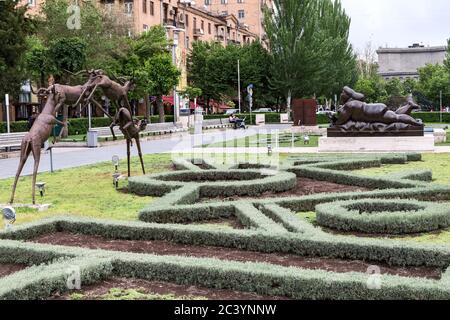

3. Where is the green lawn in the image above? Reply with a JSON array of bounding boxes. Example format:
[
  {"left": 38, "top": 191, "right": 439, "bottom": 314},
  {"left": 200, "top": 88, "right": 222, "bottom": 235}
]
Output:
[
  {"left": 0, "top": 153, "right": 173, "bottom": 229},
  {"left": 203, "top": 133, "right": 320, "bottom": 148},
  {"left": 296, "top": 153, "right": 450, "bottom": 244}
]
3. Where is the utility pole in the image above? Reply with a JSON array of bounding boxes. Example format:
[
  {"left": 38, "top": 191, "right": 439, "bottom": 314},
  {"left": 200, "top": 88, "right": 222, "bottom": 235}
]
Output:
[
  {"left": 440, "top": 90, "right": 443, "bottom": 123},
  {"left": 237, "top": 59, "right": 241, "bottom": 114}
]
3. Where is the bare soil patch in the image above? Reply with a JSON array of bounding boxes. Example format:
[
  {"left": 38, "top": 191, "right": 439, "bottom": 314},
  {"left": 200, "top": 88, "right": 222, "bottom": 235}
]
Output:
[
  {"left": 202, "top": 177, "right": 371, "bottom": 202},
  {"left": 31, "top": 232, "right": 441, "bottom": 280},
  {"left": 0, "top": 263, "right": 27, "bottom": 278},
  {"left": 51, "top": 277, "right": 288, "bottom": 300}
]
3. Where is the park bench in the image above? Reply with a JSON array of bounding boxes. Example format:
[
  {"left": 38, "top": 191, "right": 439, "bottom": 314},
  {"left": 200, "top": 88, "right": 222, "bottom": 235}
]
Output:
[
  {"left": 94, "top": 122, "right": 186, "bottom": 141},
  {"left": 0, "top": 132, "right": 27, "bottom": 152},
  {"left": 202, "top": 118, "right": 234, "bottom": 130}
]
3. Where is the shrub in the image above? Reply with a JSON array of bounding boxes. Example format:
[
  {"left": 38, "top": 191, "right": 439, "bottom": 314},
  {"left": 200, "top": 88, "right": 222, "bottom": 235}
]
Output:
[{"left": 316, "top": 199, "right": 450, "bottom": 234}]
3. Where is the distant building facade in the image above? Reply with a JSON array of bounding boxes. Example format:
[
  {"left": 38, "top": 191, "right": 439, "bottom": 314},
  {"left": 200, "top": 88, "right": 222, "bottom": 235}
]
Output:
[{"left": 377, "top": 43, "right": 447, "bottom": 80}]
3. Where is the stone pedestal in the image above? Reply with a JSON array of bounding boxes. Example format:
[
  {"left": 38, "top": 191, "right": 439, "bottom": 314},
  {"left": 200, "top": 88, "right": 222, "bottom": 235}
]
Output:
[{"left": 318, "top": 136, "right": 435, "bottom": 152}]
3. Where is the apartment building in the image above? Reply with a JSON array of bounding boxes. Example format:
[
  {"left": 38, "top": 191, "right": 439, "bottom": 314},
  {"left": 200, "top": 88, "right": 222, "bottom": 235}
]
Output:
[
  {"left": 11, "top": 0, "right": 258, "bottom": 121},
  {"left": 206, "top": 0, "right": 273, "bottom": 40}
]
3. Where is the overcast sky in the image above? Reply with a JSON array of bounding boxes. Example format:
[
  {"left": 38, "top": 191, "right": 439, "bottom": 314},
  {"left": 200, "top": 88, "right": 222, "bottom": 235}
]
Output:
[{"left": 340, "top": 0, "right": 450, "bottom": 55}]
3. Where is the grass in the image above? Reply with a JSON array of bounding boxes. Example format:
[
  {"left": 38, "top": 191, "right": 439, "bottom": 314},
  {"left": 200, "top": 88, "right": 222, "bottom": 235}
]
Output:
[
  {"left": 0, "top": 153, "right": 173, "bottom": 229},
  {"left": 203, "top": 133, "right": 320, "bottom": 148},
  {"left": 1, "top": 151, "right": 449, "bottom": 244},
  {"left": 355, "top": 153, "right": 450, "bottom": 184},
  {"left": 69, "top": 288, "right": 207, "bottom": 300},
  {"left": 296, "top": 153, "right": 450, "bottom": 244},
  {"left": 60, "top": 134, "right": 87, "bottom": 142}
]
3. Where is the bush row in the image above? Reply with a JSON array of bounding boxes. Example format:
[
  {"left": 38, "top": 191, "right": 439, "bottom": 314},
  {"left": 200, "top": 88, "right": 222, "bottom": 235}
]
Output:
[
  {"left": 129, "top": 170, "right": 297, "bottom": 200},
  {"left": 2, "top": 215, "right": 450, "bottom": 270},
  {"left": 316, "top": 199, "right": 450, "bottom": 234},
  {"left": 0, "top": 116, "right": 175, "bottom": 135},
  {"left": 1, "top": 238, "right": 449, "bottom": 300}
]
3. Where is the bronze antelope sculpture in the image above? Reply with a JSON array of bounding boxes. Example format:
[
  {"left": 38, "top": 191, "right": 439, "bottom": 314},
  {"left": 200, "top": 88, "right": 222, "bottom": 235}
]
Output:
[
  {"left": 75, "top": 74, "right": 136, "bottom": 112},
  {"left": 10, "top": 88, "right": 67, "bottom": 205}
]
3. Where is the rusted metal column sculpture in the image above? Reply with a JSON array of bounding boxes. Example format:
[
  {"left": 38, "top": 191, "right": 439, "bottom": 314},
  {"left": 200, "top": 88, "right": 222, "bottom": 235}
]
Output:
[{"left": 10, "top": 89, "right": 67, "bottom": 204}]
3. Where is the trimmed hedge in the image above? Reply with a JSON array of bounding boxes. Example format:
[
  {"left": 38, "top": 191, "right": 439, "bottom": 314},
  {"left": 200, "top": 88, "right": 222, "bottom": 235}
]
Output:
[
  {"left": 129, "top": 169, "right": 297, "bottom": 199},
  {"left": 1, "top": 238, "right": 449, "bottom": 300},
  {"left": 2, "top": 152, "right": 450, "bottom": 299},
  {"left": 316, "top": 199, "right": 450, "bottom": 234}
]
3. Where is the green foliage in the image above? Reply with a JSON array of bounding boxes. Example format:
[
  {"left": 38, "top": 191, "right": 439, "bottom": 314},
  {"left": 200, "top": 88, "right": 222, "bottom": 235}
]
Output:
[
  {"left": 188, "top": 41, "right": 275, "bottom": 111},
  {"left": 385, "top": 77, "right": 405, "bottom": 97},
  {"left": 354, "top": 76, "right": 387, "bottom": 103},
  {"left": 48, "top": 37, "right": 87, "bottom": 77},
  {"left": 263, "top": 0, "right": 356, "bottom": 114},
  {"left": 316, "top": 199, "right": 450, "bottom": 234},
  {"left": 417, "top": 63, "right": 450, "bottom": 108},
  {"left": 2, "top": 153, "right": 450, "bottom": 299},
  {"left": 0, "top": 0, "right": 32, "bottom": 97}
]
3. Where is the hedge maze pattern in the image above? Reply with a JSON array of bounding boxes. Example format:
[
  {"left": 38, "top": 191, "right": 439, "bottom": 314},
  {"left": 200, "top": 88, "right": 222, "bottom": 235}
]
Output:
[{"left": 1, "top": 153, "right": 450, "bottom": 299}]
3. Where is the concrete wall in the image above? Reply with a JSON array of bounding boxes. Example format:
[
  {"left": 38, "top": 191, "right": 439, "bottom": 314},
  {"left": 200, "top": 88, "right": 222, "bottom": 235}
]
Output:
[{"left": 377, "top": 46, "right": 447, "bottom": 79}]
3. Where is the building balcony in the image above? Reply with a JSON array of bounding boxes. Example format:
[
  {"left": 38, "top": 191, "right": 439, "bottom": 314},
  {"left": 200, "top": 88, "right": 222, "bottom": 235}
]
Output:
[{"left": 194, "top": 28, "right": 205, "bottom": 37}]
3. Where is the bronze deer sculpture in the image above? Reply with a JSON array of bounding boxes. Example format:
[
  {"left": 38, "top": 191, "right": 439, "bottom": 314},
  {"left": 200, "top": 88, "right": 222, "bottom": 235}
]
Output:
[
  {"left": 10, "top": 88, "right": 67, "bottom": 205},
  {"left": 75, "top": 74, "right": 135, "bottom": 112},
  {"left": 90, "top": 99, "right": 147, "bottom": 177}
]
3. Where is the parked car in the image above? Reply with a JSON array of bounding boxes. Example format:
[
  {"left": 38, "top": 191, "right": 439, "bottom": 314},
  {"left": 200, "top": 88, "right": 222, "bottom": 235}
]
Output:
[
  {"left": 224, "top": 109, "right": 239, "bottom": 115},
  {"left": 253, "top": 108, "right": 274, "bottom": 113}
]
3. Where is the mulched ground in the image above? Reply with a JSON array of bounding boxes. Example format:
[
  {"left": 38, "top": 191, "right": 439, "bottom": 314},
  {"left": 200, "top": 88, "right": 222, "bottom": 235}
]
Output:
[
  {"left": 202, "top": 177, "right": 370, "bottom": 202},
  {"left": 31, "top": 232, "right": 441, "bottom": 280},
  {"left": 0, "top": 264, "right": 27, "bottom": 278},
  {"left": 51, "top": 277, "right": 289, "bottom": 300}
]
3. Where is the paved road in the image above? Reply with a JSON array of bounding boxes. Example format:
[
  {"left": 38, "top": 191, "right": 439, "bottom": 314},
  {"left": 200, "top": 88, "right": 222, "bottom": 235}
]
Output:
[{"left": 0, "top": 124, "right": 290, "bottom": 179}]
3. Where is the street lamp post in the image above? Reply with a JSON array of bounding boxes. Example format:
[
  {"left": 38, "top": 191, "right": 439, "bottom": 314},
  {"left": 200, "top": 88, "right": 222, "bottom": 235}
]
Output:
[
  {"left": 440, "top": 90, "right": 443, "bottom": 123},
  {"left": 237, "top": 59, "right": 241, "bottom": 114}
]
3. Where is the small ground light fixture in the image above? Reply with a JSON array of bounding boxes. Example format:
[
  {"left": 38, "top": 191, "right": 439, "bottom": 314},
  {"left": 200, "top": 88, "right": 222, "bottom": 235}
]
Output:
[
  {"left": 2, "top": 206, "right": 16, "bottom": 230},
  {"left": 112, "top": 155, "right": 120, "bottom": 172},
  {"left": 36, "top": 182, "right": 46, "bottom": 197}
]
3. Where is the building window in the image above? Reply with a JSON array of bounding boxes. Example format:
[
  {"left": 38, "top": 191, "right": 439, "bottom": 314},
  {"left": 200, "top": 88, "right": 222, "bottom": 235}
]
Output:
[
  {"left": 205, "top": 0, "right": 211, "bottom": 5},
  {"left": 208, "top": 23, "right": 211, "bottom": 34},
  {"left": 221, "top": 0, "right": 227, "bottom": 4},
  {"left": 201, "top": 20, "right": 204, "bottom": 31},
  {"left": 237, "top": 0, "right": 244, "bottom": 3},
  {"left": 27, "top": 0, "right": 36, "bottom": 6},
  {"left": 143, "top": 24, "right": 149, "bottom": 31},
  {"left": 185, "top": 36, "right": 190, "bottom": 49},
  {"left": 185, "top": 14, "right": 189, "bottom": 27},
  {"left": 143, "top": 0, "right": 147, "bottom": 13},
  {"left": 124, "top": 1, "right": 133, "bottom": 14},
  {"left": 150, "top": 1, "right": 154, "bottom": 15},
  {"left": 238, "top": 10, "right": 245, "bottom": 19},
  {"left": 193, "top": 17, "right": 197, "bottom": 30}
]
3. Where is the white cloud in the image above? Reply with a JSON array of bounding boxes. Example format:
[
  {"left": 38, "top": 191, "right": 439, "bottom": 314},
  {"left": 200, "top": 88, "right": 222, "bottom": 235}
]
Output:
[{"left": 340, "top": 0, "right": 450, "bottom": 52}]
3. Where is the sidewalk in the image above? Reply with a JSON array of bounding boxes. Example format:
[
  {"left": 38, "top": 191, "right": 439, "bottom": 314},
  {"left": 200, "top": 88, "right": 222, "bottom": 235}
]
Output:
[{"left": 0, "top": 124, "right": 289, "bottom": 179}]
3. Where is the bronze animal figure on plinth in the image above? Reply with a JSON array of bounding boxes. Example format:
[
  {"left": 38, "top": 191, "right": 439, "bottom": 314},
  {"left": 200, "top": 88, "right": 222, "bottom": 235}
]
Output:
[
  {"left": 328, "top": 86, "right": 424, "bottom": 136},
  {"left": 10, "top": 89, "right": 67, "bottom": 205}
]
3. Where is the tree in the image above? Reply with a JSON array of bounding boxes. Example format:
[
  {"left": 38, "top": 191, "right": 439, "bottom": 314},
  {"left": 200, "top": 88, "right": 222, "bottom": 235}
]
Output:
[
  {"left": 354, "top": 76, "right": 387, "bottom": 103},
  {"left": 143, "top": 54, "right": 180, "bottom": 122},
  {"left": 417, "top": 64, "right": 450, "bottom": 108},
  {"left": 263, "top": 0, "right": 355, "bottom": 118},
  {"left": 0, "top": 0, "right": 32, "bottom": 98},
  {"left": 313, "top": 0, "right": 358, "bottom": 97},
  {"left": 385, "top": 77, "right": 404, "bottom": 97},
  {"left": 121, "top": 26, "right": 179, "bottom": 122},
  {"left": 402, "top": 78, "right": 417, "bottom": 94}
]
